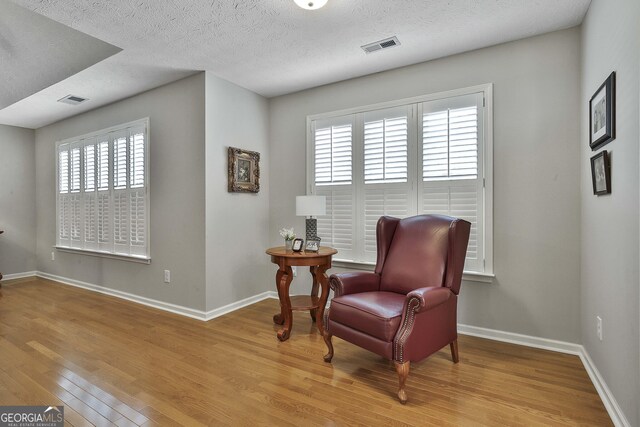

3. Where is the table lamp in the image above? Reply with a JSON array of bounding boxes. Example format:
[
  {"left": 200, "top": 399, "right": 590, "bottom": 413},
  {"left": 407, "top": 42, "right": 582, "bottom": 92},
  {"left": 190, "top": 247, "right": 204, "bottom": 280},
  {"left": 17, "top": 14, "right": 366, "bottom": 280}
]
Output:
[{"left": 296, "top": 195, "right": 326, "bottom": 240}]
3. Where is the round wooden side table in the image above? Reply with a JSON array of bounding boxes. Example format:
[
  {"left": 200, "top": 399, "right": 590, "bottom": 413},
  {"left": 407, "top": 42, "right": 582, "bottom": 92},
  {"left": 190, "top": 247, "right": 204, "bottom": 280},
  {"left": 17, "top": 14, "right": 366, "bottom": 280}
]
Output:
[{"left": 265, "top": 246, "right": 337, "bottom": 341}]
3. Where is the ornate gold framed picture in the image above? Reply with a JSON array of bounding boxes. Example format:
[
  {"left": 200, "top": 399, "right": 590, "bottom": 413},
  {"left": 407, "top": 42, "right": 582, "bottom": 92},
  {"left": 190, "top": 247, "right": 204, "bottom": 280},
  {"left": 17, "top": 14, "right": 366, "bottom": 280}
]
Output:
[{"left": 228, "top": 147, "right": 260, "bottom": 193}]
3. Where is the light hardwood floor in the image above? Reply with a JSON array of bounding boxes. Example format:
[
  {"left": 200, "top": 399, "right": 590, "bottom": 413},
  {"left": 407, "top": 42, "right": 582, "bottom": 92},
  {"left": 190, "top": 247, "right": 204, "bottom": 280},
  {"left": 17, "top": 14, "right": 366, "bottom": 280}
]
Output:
[{"left": 0, "top": 277, "right": 611, "bottom": 426}]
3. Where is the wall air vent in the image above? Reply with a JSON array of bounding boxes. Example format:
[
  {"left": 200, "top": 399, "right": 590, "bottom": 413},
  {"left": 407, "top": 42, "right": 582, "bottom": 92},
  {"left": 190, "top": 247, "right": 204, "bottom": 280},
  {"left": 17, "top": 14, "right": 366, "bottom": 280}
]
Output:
[
  {"left": 361, "top": 36, "right": 401, "bottom": 54},
  {"left": 57, "top": 95, "right": 88, "bottom": 105}
]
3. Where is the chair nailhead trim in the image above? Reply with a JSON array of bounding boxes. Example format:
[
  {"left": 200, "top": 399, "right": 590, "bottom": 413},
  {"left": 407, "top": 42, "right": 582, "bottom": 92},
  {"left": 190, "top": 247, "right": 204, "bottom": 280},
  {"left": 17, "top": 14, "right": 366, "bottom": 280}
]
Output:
[{"left": 394, "top": 298, "right": 420, "bottom": 363}]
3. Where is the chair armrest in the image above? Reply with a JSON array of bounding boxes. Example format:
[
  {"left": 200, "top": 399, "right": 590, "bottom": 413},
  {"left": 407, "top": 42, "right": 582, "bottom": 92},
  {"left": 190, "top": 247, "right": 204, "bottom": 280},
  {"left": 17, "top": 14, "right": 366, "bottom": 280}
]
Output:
[
  {"left": 406, "top": 286, "right": 452, "bottom": 313},
  {"left": 393, "top": 286, "right": 454, "bottom": 363},
  {"left": 329, "top": 272, "right": 380, "bottom": 297}
]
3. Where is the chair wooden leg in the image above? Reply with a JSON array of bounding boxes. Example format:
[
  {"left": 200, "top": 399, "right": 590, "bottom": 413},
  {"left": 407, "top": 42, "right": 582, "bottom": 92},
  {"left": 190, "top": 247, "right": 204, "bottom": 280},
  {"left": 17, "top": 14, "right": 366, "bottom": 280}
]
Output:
[
  {"left": 394, "top": 361, "right": 410, "bottom": 404},
  {"left": 323, "top": 333, "right": 334, "bottom": 362},
  {"left": 450, "top": 339, "right": 459, "bottom": 363}
]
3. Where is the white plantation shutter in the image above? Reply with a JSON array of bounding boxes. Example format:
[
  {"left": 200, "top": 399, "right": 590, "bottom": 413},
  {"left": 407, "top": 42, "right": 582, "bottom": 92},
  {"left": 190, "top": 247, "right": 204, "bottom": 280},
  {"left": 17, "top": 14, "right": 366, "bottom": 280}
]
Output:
[
  {"left": 69, "top": 146, "right": 82, "bottom": 246},
  {"left": 421, "top": 182, "right": 481, "bottom": 270},
  {"left": 70, "top": 147, "right": 81, "bottom": 192},
  {"left": 113, "top": 133, "right": 128, "bottom": 190},
  {"left": 361, "top": 106, "right": 415, "bottom": 262},
  {"left": 363, "top": 187, "right": 413, "bottom": 261},
  {"left": 55, "top": 119, "right": 149, "bottom": 259},
  {"left": 364, "top": 106, "right": 409, "bottom": 184},
  {"left": 97, "top": 192, "right": 110, "bottom": 250},
  {"left": 423, "top": 102, "right": 478, "bottom": 179},
  {"left": 58, "top": 148, "right": 69, "bottom": 194},
  {"left": 97, "top": 140, "right": 109, "bottom": 190},
  {"left": 130, "top": 131, "right": 145, "bottom": 188},
  {"left": 129, "top": 190, "right": 147, "bottom": 255},
  {"left": 420, "top": 93, "right": 484, "bottom": 271},
  {"left": 57, "top": 145, "right": 70, "bottom": 246},
  {"left": 314, "top": 117, "right": 353, "bottom": 185},
  {"left": 83, "top": 142, "right": 97, "bottom": 250},
  {"left": 313, "top": 116, "right": 355, "bottom": 259},
  {"left": 128, "top": 127, "right": 147, "bottom": 256},
  {"left": 316, "top": 186, "right": 355, "bottom": 259}
]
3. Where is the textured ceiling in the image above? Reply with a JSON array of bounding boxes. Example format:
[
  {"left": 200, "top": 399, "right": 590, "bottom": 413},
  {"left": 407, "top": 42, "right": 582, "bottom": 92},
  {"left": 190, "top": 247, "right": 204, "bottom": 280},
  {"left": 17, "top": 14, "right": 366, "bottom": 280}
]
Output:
[
  {"left": 1, "top": 0, "right": 591, "bottom": 129},
  {"left": 0, "top": 0, "right": 120, "bottom": 110}
]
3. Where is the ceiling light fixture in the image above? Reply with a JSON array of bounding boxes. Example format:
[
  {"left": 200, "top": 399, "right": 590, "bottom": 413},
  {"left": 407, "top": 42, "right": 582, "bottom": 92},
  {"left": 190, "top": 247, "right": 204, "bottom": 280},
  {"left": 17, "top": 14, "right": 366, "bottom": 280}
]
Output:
[{"left": 294, "top": 0, "right": 327, "bottom": 10}]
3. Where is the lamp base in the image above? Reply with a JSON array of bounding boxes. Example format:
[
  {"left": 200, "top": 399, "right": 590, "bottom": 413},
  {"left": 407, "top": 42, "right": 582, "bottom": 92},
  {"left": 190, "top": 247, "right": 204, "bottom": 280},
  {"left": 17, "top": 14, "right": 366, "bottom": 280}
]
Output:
[{"left": 305, "top": 218, "right": 318, "bottom": 240}]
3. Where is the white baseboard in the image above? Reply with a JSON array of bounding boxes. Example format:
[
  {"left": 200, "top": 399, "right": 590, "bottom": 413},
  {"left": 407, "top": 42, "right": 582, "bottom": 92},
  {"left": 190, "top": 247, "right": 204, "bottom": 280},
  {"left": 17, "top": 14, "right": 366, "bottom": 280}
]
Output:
[
  {"left": 578, "top": 347, "right": 630, "bottom": 427},
  {"left": 458, "top": 323, "right": 582, "bottom": 355},
  {"left": 458, "top": 323, "right": 628, "bottom": 427},
  {"left": 203, "top": 291, "right": 277, "bottom": 320},
  {"left": 11, "top": 273, "right": 628, "bottom": 425},
  {"left": 0, "top": 271, "right": 38, "bottom": 281},
  {"left": 37, "top": 271, "right": 209, "bottom": 320},
  {"left": 35, "top": 271, "right": 274, "bottom": 322}
]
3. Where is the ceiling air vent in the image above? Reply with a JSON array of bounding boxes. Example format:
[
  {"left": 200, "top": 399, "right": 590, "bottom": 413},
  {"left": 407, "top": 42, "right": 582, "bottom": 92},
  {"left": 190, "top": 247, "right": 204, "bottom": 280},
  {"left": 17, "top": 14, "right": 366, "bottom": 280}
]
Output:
[
  {"left": 57, "top": 95, "right": 88, "bottom": 105},
  {"left": 361, "top": 36, "right": 401, "bottom": 54}
]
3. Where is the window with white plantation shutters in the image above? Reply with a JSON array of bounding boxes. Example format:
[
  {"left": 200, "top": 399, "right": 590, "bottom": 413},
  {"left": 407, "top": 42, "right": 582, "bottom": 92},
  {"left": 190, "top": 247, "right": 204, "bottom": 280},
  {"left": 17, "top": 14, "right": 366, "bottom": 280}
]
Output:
[
  {"left": 55, "top": 119, "right": 149, "bottom": 260},
  {"left": 308, "top": 85, "right": 493, "bottom": 275}
]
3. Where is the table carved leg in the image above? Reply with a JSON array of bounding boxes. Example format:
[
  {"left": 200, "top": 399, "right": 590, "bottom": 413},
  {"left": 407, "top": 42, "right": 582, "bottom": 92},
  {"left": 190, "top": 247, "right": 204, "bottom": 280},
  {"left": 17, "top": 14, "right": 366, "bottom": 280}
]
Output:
[
  {"left": 273, "top": 265, "right": 293, "bottom": 341},
  {"left": 272, "top": 268, "right": 286, "bottom": 325},
  {"left": 309, "top": 266, "right": 319, "bottom": 321},
  {"left": 314, "top": 264, "right": 330, "bottom": 336}
]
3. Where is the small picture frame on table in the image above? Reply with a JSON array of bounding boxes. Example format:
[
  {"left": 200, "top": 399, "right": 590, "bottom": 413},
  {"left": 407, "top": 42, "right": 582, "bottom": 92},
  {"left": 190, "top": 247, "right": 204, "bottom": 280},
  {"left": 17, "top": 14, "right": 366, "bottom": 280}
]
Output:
[
  {"left": 292, "top": 238, "right": 304, "bottom": 252},
  {"left": 305, "top": 238, "right": 320, "bottom": 252},
  {"left": 590, "top": 150, "right": 611, "bottom": 195}
]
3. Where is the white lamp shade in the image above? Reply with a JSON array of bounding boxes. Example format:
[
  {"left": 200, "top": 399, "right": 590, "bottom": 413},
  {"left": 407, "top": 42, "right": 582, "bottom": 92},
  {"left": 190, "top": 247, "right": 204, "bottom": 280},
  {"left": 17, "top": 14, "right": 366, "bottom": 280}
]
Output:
[
  {"left": 294, "top": 0, "right": 328, "bottom": 10},
  {"left": 296, "top": 195, "right": 326, "bottom": 217}
]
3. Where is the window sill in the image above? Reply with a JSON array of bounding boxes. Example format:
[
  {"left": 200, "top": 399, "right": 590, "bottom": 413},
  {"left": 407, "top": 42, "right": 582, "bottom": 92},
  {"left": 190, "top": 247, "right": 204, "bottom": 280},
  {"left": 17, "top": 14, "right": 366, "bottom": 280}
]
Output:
[
  {"left": 54, "top": 246, "right": 151, "bottom": 264},
  {"left": 332, "top": 259, "right": 494, "bottom": 283}
]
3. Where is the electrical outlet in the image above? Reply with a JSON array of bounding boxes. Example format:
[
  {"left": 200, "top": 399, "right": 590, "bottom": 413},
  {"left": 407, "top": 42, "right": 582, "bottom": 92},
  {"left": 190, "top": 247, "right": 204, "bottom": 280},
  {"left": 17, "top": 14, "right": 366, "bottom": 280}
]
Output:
[
  {"left": 596, "top": 316, "right": 603, "bottom": 341},
  {"left": 292, "top": 266, "right": 297, "bottom": 277},
  {"left": 51, "top": 251, "right": 55, "bottom": 261},
  {"left": 164, "top": 270, "right": 171, "bottom": 283}
]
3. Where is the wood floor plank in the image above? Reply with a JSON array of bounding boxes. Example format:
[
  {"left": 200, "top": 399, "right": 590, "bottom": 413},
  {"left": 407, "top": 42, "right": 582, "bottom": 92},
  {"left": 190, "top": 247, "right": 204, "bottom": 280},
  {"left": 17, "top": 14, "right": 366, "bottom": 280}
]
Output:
[{"left": 0, "top": 277, "right": 613, "bottom": 426}]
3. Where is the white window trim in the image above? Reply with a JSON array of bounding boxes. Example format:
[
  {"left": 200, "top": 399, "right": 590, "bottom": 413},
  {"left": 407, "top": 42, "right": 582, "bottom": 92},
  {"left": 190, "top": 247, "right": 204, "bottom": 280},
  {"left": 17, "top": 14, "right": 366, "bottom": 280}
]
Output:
[
  {"left": 331, "top": 259, "right": 494, "bottom": 283},
  {"left": 54, "top": 246, "right": 152, "bottom": 264},
  {"left": 55, "top": 118, "right": 151, "bottom": 262},
  {"left": 306, "top": 84, "right": 494, "bottom": 277}
]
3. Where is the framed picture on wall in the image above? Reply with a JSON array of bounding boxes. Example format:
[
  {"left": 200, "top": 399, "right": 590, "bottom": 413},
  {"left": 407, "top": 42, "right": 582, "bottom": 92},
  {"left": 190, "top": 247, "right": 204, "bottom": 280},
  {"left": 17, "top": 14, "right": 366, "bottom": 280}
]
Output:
[
  {"left": 228, "top": 147, "right": 260, "bottom": 193},
  {"left": 589, "top": 72, "right": 616, "bottom": 150},
  {"left": 590, "top": 150, "right": 611, "bottom": 195}
]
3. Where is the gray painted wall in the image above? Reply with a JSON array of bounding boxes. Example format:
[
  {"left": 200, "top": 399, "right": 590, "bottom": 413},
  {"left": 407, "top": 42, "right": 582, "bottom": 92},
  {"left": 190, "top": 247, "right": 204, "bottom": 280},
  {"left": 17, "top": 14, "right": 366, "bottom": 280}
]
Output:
[
  {"left": 268, "top": 28, "right": 582, "bottom": 343},
  {"left": 0, "top": 124, "right": 36, "bottom": 275},
  {"left": 205, "top": 73, "right": 272, "bottom": 312},
  {"left": 34, "top": 74, "right": 207, "bottom": 310},
  {"left": 580, "top": 0, "right": 640, "bottom": 425}
]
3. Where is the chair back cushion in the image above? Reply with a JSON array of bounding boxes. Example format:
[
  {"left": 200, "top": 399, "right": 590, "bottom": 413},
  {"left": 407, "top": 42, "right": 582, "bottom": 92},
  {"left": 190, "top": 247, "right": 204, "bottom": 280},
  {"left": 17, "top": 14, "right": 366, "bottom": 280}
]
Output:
[{"left": 379, "top": 215, "right": 468, "bottom": 295}]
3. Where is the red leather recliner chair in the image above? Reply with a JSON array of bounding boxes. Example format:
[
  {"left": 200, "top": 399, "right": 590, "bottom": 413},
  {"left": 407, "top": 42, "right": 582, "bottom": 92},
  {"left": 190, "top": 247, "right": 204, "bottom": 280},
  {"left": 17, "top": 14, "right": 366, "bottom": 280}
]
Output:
[{"left": 323, "top": 214, "right": 471, "bottom": 403}]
